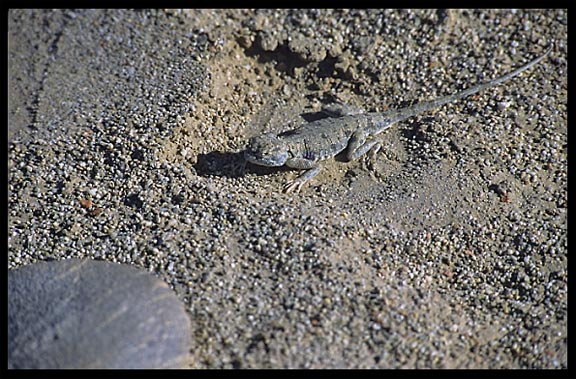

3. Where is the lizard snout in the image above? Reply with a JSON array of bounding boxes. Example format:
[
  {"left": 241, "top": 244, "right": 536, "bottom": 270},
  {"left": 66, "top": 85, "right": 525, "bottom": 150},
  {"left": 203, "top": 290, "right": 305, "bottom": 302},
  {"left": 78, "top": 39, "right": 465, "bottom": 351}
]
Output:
[{"left": 244, "top": 134, "right": 289, "bottom": 167}]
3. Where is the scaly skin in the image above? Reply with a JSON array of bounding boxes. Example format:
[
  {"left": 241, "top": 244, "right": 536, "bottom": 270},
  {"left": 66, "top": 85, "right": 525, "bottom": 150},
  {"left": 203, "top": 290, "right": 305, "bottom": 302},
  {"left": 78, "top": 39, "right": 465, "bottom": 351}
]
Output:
[{"left": 244, "top": 47, "right": 551, "bottom": 192}]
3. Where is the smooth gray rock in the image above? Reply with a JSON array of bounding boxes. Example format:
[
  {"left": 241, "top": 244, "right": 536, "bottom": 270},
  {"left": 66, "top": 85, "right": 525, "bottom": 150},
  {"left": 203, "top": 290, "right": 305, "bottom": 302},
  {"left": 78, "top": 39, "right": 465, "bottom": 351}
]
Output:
[{"left": 8, "top": 259, "right": 191, "bottom": 368}]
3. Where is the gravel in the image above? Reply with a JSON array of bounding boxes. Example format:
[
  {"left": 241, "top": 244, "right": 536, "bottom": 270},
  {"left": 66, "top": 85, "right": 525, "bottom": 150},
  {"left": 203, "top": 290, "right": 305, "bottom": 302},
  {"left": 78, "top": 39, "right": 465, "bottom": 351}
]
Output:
[{"left": 8, "top": 9, "right": 567, "bottom": 369}]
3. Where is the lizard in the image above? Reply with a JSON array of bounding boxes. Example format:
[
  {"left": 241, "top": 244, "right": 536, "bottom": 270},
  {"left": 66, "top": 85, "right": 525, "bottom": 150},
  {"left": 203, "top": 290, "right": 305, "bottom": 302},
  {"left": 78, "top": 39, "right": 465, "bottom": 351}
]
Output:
[{"left": 244, "top": 47, "right": 552, "bottom": 193}]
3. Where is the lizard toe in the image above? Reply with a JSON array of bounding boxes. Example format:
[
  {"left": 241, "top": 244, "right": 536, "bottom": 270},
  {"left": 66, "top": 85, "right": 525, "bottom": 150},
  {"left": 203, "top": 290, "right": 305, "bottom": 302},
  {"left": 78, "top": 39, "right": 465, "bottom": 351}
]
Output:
[{"left": 283, "top": 179, "right": 305, "bottom": 193}]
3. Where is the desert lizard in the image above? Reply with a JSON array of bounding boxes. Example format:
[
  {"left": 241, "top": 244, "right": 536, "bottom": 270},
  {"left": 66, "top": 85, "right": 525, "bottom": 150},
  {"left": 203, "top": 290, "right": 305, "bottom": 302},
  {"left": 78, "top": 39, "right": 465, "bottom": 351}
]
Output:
[{"left": 244, "top": 47, "right": 551, "bottom": 192}]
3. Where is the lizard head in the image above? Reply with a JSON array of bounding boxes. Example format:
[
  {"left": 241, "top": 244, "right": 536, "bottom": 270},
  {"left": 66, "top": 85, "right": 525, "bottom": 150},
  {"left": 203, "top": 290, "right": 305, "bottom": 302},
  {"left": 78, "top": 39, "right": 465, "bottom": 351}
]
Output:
[{"left": 244, "top": 133, "right": 289, "bottom": 167}]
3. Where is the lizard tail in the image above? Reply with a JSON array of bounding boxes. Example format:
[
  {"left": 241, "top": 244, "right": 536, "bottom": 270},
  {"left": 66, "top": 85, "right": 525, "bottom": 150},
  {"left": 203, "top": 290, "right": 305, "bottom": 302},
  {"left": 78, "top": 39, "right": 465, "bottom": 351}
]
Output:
[{"left": 387, "top": 46, "right": 553, "bottom": 124}]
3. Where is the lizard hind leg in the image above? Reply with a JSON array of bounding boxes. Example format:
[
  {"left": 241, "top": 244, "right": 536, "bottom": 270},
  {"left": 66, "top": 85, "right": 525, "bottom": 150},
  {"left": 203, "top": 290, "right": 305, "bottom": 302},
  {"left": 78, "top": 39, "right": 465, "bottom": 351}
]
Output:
[
  {"left": 366, "top": 139, "right": 382, "bottom": 171},
  {"left": 346, "top": 129, "right": 381, "bottom": 161},
  {"left": 346, "top": 129, "right": 383, "bottom": 172}
]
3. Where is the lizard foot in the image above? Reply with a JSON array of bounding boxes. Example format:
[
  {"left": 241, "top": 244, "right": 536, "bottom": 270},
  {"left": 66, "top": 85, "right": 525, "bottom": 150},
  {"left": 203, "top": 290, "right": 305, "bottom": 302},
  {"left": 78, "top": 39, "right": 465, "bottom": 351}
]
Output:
[
  {"left": 283, "top": 178, "right": 307, "bottom": 193},
  {"left": 359, "top": 140, "right": 382, "bottom": 171},
  {"left": 282, "top": 166, "right": 320, "bottom": 193}
]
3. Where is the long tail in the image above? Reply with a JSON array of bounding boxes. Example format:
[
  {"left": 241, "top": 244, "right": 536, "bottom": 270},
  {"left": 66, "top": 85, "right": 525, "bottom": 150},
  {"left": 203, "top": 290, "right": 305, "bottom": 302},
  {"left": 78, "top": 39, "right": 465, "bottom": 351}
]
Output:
[{"left": 386, "top": 46, "right": 552, "bottom": 124}]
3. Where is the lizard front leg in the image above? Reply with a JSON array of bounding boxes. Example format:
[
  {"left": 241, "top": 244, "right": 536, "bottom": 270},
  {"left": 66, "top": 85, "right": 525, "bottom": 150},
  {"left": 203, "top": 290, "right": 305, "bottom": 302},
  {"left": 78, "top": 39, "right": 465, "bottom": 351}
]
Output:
[{"left": 283, "top": 157, "right": 320, "bottom": 193}]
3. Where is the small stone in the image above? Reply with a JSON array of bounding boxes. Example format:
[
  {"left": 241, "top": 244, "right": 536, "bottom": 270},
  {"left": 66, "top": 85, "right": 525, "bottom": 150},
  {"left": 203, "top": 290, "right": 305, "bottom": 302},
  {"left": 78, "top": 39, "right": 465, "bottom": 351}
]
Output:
[
  {"left": 497, "top": 101, "right": 511, "bottom": 111},
  {"left": 78, "top": 198, "right": 93, "bottom": 209}
]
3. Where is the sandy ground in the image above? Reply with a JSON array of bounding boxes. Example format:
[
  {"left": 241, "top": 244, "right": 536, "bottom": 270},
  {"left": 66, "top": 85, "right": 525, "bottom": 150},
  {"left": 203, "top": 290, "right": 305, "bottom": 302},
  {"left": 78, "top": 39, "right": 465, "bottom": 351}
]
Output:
[{"left": 8, "top": 9, "right": 567, "bottom": 368}]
